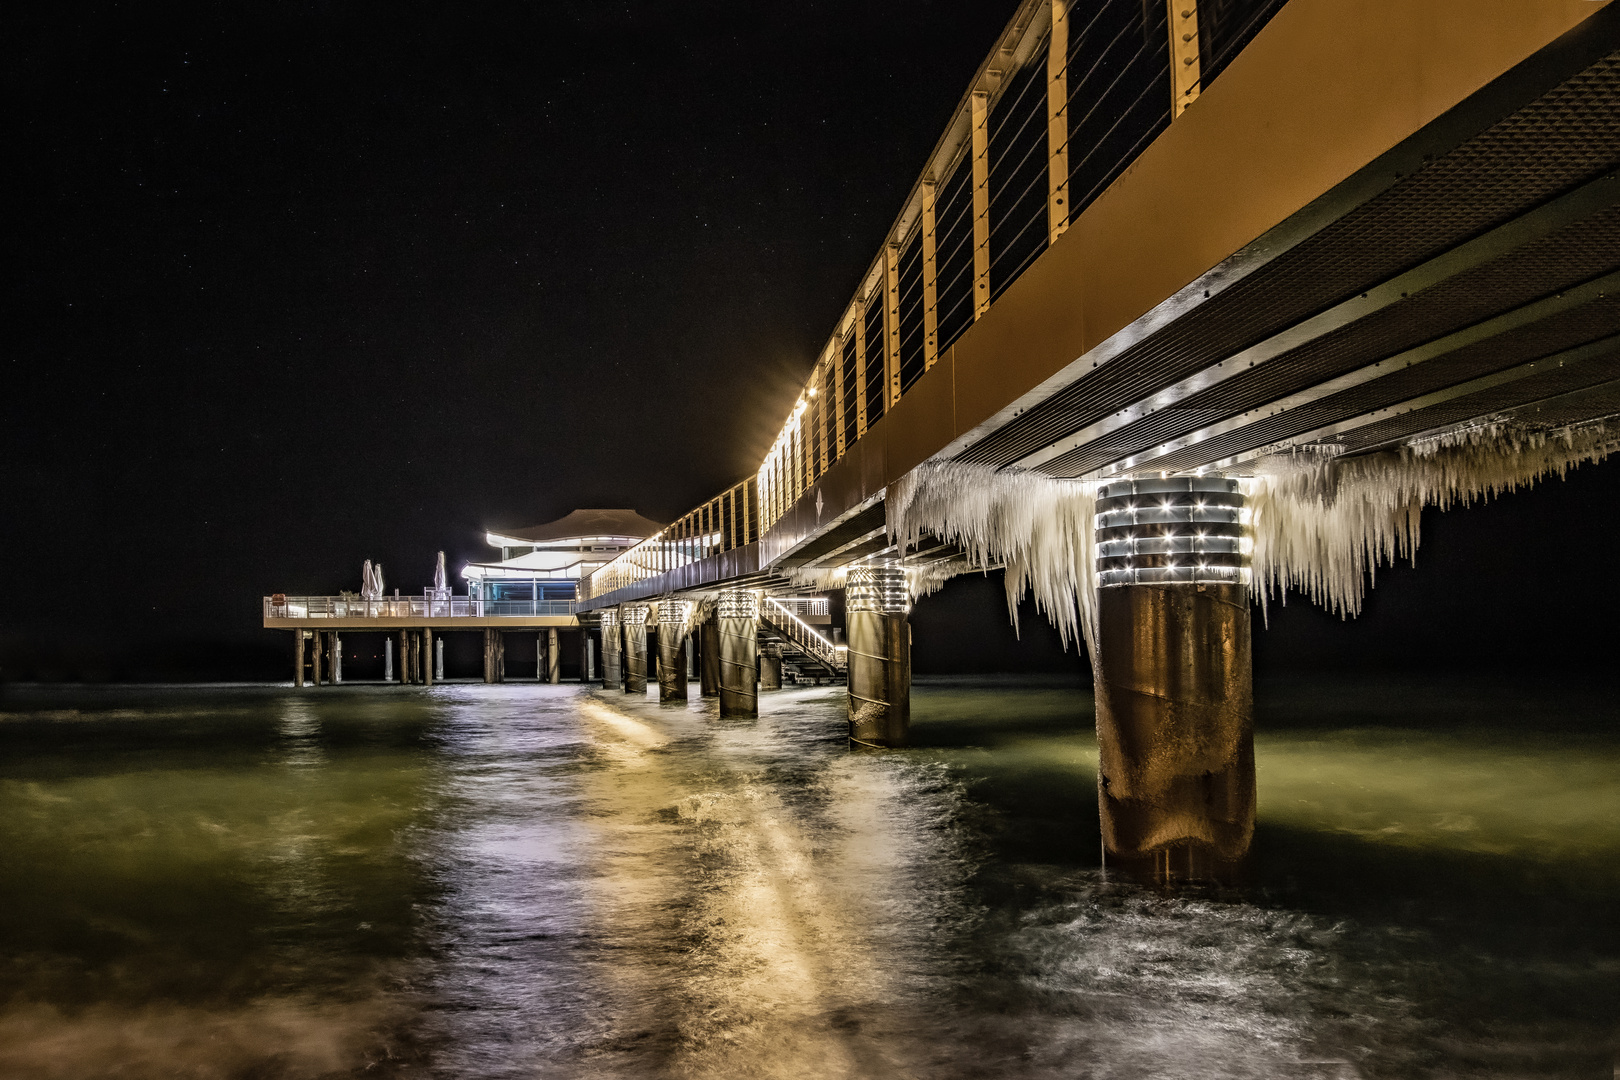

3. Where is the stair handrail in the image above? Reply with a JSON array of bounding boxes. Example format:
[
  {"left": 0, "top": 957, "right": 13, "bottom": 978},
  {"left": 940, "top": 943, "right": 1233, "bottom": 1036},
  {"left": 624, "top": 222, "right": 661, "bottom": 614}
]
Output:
[{"left": 762, "top": 597, "right": 845, "bottom": 671}]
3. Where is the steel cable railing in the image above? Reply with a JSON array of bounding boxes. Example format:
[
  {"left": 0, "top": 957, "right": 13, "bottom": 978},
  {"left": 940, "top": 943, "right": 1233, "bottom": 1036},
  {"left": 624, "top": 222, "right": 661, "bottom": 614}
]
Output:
[{"left": 627, "top": 0, "right": 1297, "bottom": 553}]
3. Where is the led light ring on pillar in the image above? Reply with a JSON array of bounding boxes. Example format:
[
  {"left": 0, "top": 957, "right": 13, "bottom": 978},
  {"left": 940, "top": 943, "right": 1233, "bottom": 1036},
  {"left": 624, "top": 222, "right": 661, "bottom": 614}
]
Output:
[
  {"left": 657, "top": 599, "right": 691, "bottom": 702},
  {"left": 845, "top": 561, "right": 910, "bottom": 748},
  {"left": 717, "top": 589, "right": 759, "bottom": 718},
  {"left": 1093, "top": 476, "right": 1249, "bottom": 589},
  {"left": 1090, "top": 474, "right": 1255, "bottom": 883},
  {"left": 622, "top": 604, "right": 650, "bottom": 693}
]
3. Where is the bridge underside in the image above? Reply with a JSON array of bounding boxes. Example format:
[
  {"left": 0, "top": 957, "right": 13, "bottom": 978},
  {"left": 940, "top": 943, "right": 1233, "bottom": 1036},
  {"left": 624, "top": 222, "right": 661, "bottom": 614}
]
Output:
[
  {"left": 741, "top": 0, "right": 1620, "bottom": 582},
  {"left": 962, "top": 49, "right": 1620, "bottom": 482}
]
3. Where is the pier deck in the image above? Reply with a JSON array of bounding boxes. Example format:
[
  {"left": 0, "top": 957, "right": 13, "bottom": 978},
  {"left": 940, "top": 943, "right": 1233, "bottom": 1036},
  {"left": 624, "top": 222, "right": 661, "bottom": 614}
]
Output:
[{"left": 263, "top": 596, "right": 577, "bottom": 630}]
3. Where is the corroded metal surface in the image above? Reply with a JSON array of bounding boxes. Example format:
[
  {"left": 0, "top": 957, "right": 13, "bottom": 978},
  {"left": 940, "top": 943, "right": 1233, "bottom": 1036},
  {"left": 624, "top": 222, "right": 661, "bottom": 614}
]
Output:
[
  {"left": 1094, "top": 582, "right": 1254, "bottom": 874},
  {"left": 847, "top": 612, "right": 911, "bottom": 747}
]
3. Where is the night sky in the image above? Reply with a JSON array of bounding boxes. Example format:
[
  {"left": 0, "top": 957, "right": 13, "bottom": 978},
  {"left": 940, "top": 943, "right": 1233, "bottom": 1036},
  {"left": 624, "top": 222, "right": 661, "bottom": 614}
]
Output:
[{"left": 8, "top": 2, "right": 1620, "bottom": 681}]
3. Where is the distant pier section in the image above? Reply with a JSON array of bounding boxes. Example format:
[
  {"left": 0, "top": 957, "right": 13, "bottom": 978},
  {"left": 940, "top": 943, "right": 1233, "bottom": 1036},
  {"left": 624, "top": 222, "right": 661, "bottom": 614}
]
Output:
[{"left": 262, "top": 594, "right": 576, "bottom": 629}]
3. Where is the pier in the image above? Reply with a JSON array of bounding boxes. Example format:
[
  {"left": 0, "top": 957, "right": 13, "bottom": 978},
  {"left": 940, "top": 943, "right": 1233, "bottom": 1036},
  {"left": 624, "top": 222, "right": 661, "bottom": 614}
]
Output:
[{"left": 265, "top": 0, "right": 1620, "bottom": 879}]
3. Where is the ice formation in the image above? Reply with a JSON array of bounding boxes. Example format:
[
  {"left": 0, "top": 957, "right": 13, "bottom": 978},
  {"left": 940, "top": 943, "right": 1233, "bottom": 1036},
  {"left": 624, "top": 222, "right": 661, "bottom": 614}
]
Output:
[
  {"left": 887, "top": 461, "right": 1102, "bottom": 652},
  {"left": 655, "top": 596, "right": 713, "bottom": 642},
  {"left": 884, "top": 416, "right": 1617, "bottom": 647},
  {"left": 1246, "top": 418, "right": 1618, "bottom": 618}
]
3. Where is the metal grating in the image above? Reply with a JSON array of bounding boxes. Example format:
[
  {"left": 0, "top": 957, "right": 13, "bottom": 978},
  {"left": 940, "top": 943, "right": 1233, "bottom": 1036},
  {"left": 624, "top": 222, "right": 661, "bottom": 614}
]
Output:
[{"left": 1041, "top": 210, "right": 1620, "bottom": 475}]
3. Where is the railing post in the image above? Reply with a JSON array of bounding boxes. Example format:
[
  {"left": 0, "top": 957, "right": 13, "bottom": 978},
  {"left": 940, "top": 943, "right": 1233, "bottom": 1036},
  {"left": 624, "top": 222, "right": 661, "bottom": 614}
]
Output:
[
  {"left": 884, "top": 241, "right": 902, "bottom": 408},
  {"left": 1168, "top": 0, "right": 1201, "bottom": 118},
  {"left": 971, "top": 89, "right": 991, "bottom": 319},
  {"left": 834, "top": 333, "right": 848, "bottom": 458},
  {"left": 1048, "top": 0, "right": 1070, "bottom": 242},
  {"left": 853, "top": 300, "right": 869, "bottom": 438},
  {"left": 922, "top": 179, "right": 939, "bottom": 370}
]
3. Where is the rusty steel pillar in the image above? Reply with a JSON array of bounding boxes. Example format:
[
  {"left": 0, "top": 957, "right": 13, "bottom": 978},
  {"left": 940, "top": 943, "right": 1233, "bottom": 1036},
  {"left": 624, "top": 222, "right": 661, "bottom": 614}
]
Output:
[
  {"left": 622, "top": 604, "right": 649, "bottom": 694},
  {"left": 599, "top": 611, "right": 621, "bottom": 689},
  {"left": 717, "top": 590, "right": 758, "bottom": 718},
  {"left": 699, "top": 616, "right": 721, "bottom": 698},
  {"left": 1092, "top": 476, "right": 1254, "bottom": 883},
  {"left": 293, "top": 631, "right": 306, "bottom": 688},
  {"left": 759, "top": 644, "right": 783, "bottom": 691},
  {"left": 846, "top": 562, "right": 910, "bottom": 747},
  {"left": 547, "top": 627, "right": 561, "bottom": 684},
  {"left": 657, "top": 600, "right": 690, "bottom": 702}
]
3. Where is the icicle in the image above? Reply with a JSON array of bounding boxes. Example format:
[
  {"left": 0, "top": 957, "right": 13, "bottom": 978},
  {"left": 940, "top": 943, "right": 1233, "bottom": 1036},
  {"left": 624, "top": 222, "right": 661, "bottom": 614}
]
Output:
[
  {"left": 798, "top": 416, "right": 1615, "bottom": 651},
  {"left": 653, "top": 596, "right": 713, "bottom": 642},
  {"left": 887, "top": 462, "right": 1101, "bottom": 654},
  {"left": 1246, "top": 418, "right": 1618, "bottom": 619}
]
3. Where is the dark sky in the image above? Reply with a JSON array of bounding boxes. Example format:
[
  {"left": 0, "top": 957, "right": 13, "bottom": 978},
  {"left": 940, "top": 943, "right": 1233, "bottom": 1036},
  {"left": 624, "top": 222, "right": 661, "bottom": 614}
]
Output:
[{"left": 7, "top": 2, "right": 1620, "bottom": 680}]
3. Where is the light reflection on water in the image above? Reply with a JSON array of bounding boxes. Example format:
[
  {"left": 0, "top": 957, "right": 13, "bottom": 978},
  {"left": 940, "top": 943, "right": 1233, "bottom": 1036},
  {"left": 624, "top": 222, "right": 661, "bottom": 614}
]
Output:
[{"left": 0, "top": 676, "right": 1614, "bottom": 1078}]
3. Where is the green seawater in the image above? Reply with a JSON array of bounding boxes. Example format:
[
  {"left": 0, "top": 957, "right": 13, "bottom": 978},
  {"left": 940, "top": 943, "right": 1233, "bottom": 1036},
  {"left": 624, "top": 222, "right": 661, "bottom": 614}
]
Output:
[{"left": 0, "top": 676, "right": 1615, "bottom": 1078}]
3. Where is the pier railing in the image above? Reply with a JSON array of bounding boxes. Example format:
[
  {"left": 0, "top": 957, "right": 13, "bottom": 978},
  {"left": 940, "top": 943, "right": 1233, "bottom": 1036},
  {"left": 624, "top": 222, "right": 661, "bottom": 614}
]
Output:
[{"left": 265, "top": 595, "right": 576, "bottom": 620}]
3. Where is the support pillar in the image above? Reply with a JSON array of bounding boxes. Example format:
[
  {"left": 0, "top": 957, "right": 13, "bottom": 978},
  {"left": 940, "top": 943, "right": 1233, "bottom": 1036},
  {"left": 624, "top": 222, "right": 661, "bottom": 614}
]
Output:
[
  {"left": 657, "top": 600, "right": 690, "bottom": 702},
  {"left": 496, "top": 632, "right": 506, "bottom": 683},
  {"left": 400, "top": 630, "right": 411, "bottom": 684},
  {"left": 547, "top": 627, "right": 561, "bottom": 684},
  {"left": 600, "top": 611, "right": 622, "bottom": 689},
  {"left": 311, "top": 629, "right": 324, "bottom": 686},
  {"left": 846, "top": 563, "right": 910, "bottom": 746},
  {"left": 293, "top": 631, "right": 306, "bottom": 687},
  {"left": 622, "top": 604, "right": 649, "bottom": 694},
  {"left": 482, "top": 629, "right": 495, "bottom": 684},
  {"left": 1092, "top": 476, "right": 1253, "bottom": 882},
  {"left": 333, "top": 634, "right": 343, "bottom": 684},
  {"left": 759, "top": 645, "right": 782, "bottom": 691},
  {"left": 699, "top": 616, "right": 720, "bottom": 698},
  {"left": 585, "top": 634, "right": 595, "bottom": 682},
  {"left": 423, "top": 628, "right": 433, "bottom": 688},
  {"left": 435, "top": 636, "right": 444, "bottom": 681},
  {"left": 384, "top": 636, "right": 394, "bottom": 682},
  {"left": 717, "top": 590, "right": 758, "bottom": 718}
]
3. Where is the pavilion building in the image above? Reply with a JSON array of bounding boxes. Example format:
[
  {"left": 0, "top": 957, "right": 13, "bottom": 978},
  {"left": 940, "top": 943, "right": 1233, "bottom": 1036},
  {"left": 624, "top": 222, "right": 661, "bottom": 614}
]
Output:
[{"left": 461, "top": 508, "right": 665, "bottom": 604}]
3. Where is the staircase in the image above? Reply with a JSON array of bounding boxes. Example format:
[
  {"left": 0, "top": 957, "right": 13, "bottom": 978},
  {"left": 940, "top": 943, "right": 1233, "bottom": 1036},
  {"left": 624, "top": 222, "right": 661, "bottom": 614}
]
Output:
[{"left": 759, "top": 597, "right": 845, "bottom": 680}]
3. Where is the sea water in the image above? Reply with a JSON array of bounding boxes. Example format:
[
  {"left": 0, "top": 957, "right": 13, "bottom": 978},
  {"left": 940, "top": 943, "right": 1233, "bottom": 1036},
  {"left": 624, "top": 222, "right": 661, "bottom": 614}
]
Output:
[{"left": 0, "top": 675, "right": 1615, "bottom": 1078}]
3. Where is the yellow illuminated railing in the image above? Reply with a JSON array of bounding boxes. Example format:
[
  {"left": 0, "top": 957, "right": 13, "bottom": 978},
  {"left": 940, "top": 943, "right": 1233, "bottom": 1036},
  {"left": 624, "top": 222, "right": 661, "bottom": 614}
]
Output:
[
  {"left": 583, "top": 476, "right": 758, "bottom": 600},
  {"left": 750, "top": 0, "right": 1288, "bottom": 536}
]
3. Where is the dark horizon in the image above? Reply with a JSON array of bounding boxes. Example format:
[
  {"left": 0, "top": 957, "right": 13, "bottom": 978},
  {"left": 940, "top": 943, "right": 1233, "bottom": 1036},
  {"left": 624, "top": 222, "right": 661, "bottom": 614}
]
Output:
[{"left": 8, "top": 2, "right": 1620, "bottom": 684}]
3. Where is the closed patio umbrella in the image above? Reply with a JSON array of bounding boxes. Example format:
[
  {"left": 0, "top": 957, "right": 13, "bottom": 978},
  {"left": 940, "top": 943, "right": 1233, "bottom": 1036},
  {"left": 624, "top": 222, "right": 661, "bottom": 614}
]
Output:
[
  {"left": 362, "top": 559, "right": 376, "bottom": 599},
  {"left": 434, "top": 551, "right": 447, "bottom": 593}
]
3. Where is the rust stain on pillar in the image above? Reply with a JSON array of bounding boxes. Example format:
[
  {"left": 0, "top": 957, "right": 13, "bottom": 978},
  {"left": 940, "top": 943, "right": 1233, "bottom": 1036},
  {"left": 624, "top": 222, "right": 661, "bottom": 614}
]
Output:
[{"left": 1094, "top": 582, "right": 1254, "bottom": 871}]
